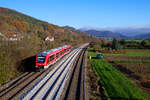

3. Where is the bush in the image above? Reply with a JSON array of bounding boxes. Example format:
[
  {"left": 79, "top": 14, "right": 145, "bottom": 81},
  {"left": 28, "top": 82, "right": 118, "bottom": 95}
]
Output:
[{"left": 112, "top": 38, "right": 119, "bottom": 50}]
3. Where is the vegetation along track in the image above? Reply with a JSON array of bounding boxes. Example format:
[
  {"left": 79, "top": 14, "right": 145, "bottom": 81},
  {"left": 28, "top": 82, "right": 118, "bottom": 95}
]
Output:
[{"left": 61, "top": 47, "right": 88, "bottom": 100}]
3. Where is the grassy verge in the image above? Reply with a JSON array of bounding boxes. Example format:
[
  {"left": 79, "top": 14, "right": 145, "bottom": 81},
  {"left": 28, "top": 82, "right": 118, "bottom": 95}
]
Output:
[{"left": 88, "top": 50, "right": 149, "bottom": 99}]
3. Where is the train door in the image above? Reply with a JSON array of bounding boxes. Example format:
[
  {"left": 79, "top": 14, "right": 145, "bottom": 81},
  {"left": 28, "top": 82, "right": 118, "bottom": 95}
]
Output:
[
  {"left": 47, "top": 57, "right": 50, "bottom": 65},
  {"left": 50, "top": 55, "right": 55, "bottom": 64},
  {"left": 60, "top": 51, "right": 63, "bottom": 56}
]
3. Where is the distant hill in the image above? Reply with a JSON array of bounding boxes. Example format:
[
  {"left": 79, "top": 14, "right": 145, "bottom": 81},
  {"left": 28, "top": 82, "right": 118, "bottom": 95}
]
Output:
[
  {"left": 133, "top": 33, "right": 150, "bottom": 39},
  {"left": 80, "top": 26, "right": 150, "bottom": 37},
  {"left": 80, "top": 26, "right": 150, "bottom": 39},
  {"left": 84, "top": 30, "right": 128, "bottom": 39},
  {"left": 63, "top": 26, "right": 76, "bottom": 31},
  {"left": 63, "top": 25, "right": 88, "bottom": 35},
  {"left": 112, "top": 27, "right": 150, "bottom": 36}
]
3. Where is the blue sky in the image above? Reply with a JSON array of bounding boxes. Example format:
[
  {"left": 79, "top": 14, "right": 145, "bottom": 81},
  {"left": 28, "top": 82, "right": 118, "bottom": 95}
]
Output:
[{"left": 0, "top": 0, "right": 150, "bottom": 28}]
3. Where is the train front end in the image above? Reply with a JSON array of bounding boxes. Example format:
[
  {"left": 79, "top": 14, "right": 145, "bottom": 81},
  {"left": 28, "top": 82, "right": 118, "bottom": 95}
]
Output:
[{"left": 35, "top": 52, "right": 47, "bottom": 70}]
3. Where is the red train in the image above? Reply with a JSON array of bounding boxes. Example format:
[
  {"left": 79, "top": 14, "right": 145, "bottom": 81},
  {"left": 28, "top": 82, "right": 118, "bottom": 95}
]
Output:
[{"left": 35, "top": 45, "right": 72, "bottom": 70}]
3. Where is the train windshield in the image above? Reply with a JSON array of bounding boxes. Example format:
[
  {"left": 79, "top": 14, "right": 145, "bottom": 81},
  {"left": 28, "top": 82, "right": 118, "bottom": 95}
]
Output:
[
  {"left": 37, "top": 52, "right": 47, "bottom": 63},
  {"left": 37, "top": 57, "right": 45, "bottom": 63}
]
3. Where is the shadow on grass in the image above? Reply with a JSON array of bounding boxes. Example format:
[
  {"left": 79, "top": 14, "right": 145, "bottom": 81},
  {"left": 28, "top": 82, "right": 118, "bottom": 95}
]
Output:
[
  {"left": 91, "top": 57, "right": 103, "bottom": 60},
  {"left": 88, "top": 49, "right": 95, "bottom": 52},
  {"left": 92, "top": 57, "right": 98, "bottom": 59},
  {"left": 18, "top": 56, "right": 36, "bottom": 72}
]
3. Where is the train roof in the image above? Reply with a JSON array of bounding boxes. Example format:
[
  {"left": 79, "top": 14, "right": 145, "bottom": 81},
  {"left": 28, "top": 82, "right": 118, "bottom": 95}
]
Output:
[{"left": 37, "top": 45, "right": 70, "bottom": 57}]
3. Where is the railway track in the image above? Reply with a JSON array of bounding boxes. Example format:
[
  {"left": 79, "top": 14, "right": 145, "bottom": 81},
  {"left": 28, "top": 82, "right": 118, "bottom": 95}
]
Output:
[
  {"left": 61, "top": 47, "right": 88, "bottom": 100},
  {"left": 0, "top": 44, "right": 88, "bottom": 100}
]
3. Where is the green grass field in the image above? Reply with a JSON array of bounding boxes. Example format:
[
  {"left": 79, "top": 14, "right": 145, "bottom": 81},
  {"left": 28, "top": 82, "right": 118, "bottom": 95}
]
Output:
[
  {"left": 103, "top": 51, "right": 150, "bottom": 57},
  {"left": 125, "top": 40, "right": 142, "bottom": 42},
  {"left": 88, "top": 50, "right": 149, "bottom": 99}
]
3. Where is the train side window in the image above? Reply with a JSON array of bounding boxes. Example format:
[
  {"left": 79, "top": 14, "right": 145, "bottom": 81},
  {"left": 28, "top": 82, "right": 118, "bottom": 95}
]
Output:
[{"left": 50, "top": 55, "right": 54, "bottom": 61}]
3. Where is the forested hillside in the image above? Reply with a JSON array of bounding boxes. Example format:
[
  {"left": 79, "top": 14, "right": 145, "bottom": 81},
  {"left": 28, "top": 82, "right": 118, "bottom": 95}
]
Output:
[{"left": 0, "top": 7, "right": 90, "bottom": 44}]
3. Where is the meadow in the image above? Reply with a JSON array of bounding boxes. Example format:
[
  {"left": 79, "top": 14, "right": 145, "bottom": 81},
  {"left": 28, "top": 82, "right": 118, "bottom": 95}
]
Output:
[{"left": 88, "top": 50, "right": 149, "bottom": 99}]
